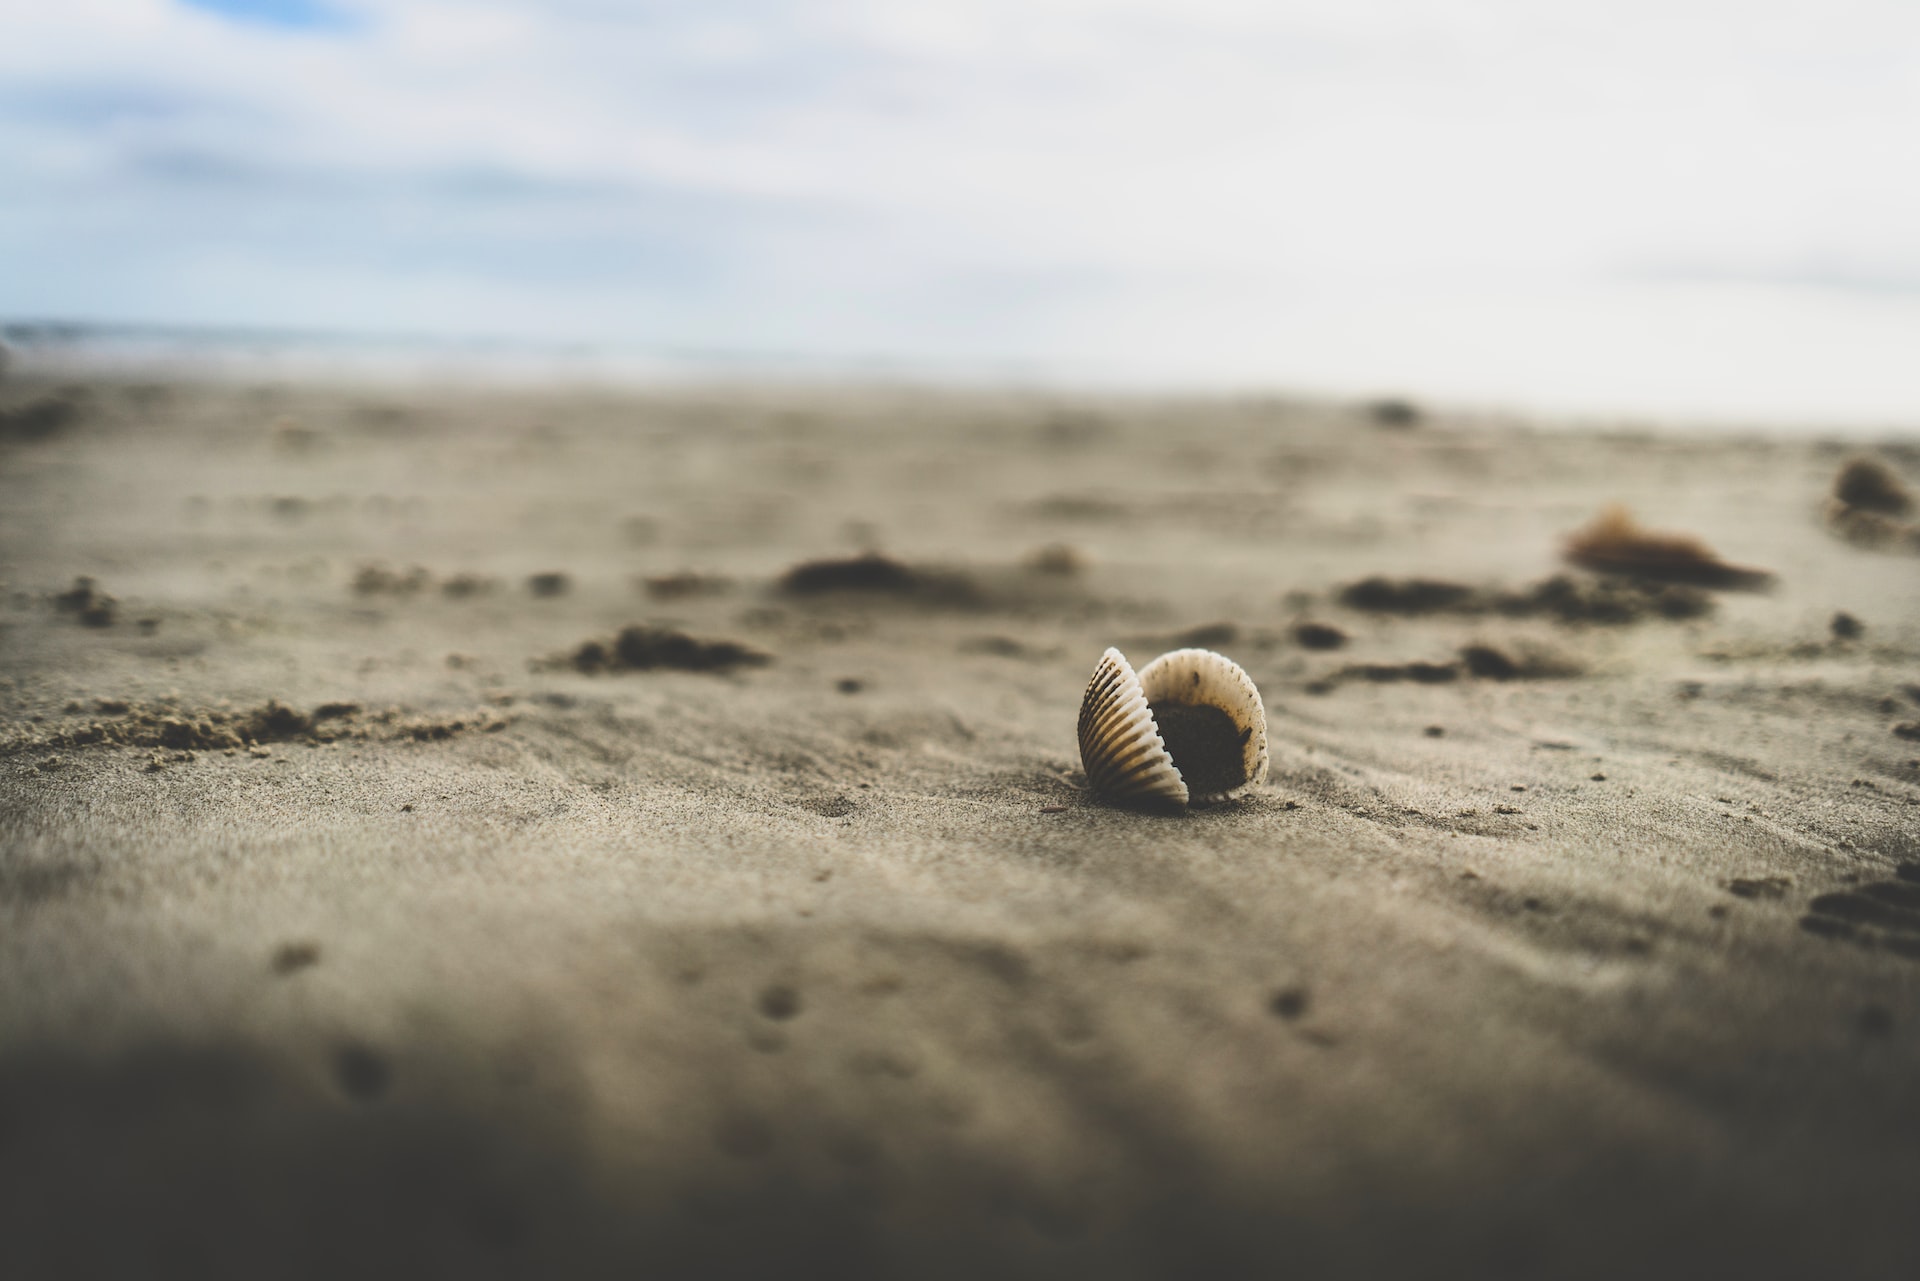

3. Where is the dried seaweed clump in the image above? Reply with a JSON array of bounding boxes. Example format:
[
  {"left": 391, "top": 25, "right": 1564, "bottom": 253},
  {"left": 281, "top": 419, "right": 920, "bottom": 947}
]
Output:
[
  {"left": 1519, "top": 574, "right": 1712, "bottom": 624},
  {"left": 353, "top": 563, "right": 432, "bottom": 595},
  {"left": 567, "top": 625, "right": 770, "bottom": 674},
  {"left": 1022, "top": 543, "right": 1087, "bottom": 575},
  {"left": 777, "top": 553, "right": 978, "bottom": 604},
  {"left": 1309, "top": 644, "right": 1579, "bottom": 692},
  {"left": 1337, "top": 577, "right": 1478, "bottom": 615},
  {"left": 0, "top": 392, "right": 82, "bottom": 441},
  {"left": 1826, "top": 458, "right": 1920, "bottom": 552},
  {"left": 1291, "top": 622, "right": 1348, "bottom": 651},
  {"left": 641, "top": 571, "right": 735, "bottom": 601},
  {"left": 1336, "top": 661, "right": 1461, "bottom": 685},
  {"left": 1336, "top": 572, "right": 1711, "bottom": 625},
  {"left": 440, "top": 573, "right": 498, "bottom": 599},
  {"left": 53, "top": 577, "right": 117, "bottom": 627},
  {"left": 1365, "top": 398, "right": 1422, "bottom": 428},
  {"left": 1457, "top": 643, "right": 1583, "bottom": 681},
  {"left": 5, "top": 699, "right": 504, "bottom": 757},
  {"left": 1562, "top": 506, "right": 1774, "bottom": 590}
]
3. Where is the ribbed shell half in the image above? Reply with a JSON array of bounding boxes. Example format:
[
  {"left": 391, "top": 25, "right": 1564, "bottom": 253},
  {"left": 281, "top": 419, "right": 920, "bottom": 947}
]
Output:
[
  {"left": 1078, "top": 645, "right": 1269, "bottom": 811},
  {"left": 1137, "top": 647, "right": 1269, "bottom": 804},
  {"left": 1077, "top": 647, "right": 1189, "bottom": 810}
]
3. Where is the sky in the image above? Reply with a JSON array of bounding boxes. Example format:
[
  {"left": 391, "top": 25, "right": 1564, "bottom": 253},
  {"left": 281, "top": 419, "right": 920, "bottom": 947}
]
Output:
[{"left": 3, "top": 0, "right": 1919, "bottom": 421}]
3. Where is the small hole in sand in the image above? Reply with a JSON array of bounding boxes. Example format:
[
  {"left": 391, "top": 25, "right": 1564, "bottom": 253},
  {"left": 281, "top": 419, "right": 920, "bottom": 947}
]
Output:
[
  {"left": 270, "top": 941, "right": 320, "bottom": 975},
  {"left": 333, "top": 1044, "right": 391, "bottom": 1102},
  {"left": 758, "top": 984, "right": 802, "bottom": 1020},
  {"left": 1268, "top": 986, "right": 1310, "bottom": 1020}
]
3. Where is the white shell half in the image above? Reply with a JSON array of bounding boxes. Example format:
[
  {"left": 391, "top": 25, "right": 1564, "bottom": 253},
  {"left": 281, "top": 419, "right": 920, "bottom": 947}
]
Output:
[
  {"left": 1078, "top": 647, "right": 1189, "bottom": 810},
  {"left": 1136, "top": 647, "right": 1269, "bottom": 803}
]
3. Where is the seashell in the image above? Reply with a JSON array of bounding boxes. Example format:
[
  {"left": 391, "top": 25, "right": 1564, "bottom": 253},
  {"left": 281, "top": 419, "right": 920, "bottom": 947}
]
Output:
[{"left": 1078, "top": 646, "right": 1268, "bottom": 811}]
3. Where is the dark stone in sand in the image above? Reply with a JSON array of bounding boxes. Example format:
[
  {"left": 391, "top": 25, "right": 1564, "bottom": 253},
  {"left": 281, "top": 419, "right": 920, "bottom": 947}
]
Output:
[
  {"left": 1293, "top": 622, "right": 1348, "bottom": 650},
  {"left": 1830, "top": 612, "right": 1864, "bottom": 640},
  {"left": 1150, "top": 701, "right": 1250, "bottom": 798}
]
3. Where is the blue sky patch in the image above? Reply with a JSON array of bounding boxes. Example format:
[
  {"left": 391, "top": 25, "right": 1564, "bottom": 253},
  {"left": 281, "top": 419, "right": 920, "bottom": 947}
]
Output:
[{"left": 177, "top": 0, "right": 351, "bottom": 31}]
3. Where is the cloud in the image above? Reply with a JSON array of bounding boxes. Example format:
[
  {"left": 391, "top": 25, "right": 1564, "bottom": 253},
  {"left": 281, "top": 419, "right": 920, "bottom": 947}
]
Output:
[{"left": 3, "top": 1, "right": 1920, "bottom": 416}]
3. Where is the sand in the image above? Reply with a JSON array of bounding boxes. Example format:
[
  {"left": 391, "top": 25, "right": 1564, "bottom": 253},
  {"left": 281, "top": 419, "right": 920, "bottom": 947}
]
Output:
[{"left": 2, "top": 378, "right": 1918, "bottom": 1279}]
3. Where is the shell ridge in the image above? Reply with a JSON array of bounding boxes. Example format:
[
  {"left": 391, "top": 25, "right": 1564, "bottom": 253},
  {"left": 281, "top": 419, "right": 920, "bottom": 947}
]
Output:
[{"left": 1077, "top": 648, "right": 1187, "bottom": 809}]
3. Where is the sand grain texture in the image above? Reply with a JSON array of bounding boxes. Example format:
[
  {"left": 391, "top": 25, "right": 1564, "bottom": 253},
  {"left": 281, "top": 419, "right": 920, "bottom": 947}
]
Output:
[{"left": 2, "top": 382, "right": 1918, "bottom": 1279}]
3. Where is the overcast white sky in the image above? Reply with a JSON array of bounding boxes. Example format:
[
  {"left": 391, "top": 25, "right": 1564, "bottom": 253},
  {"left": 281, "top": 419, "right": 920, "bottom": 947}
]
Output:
[{"left": 4, "top": 0, "right": 1919, "bottom": 420}]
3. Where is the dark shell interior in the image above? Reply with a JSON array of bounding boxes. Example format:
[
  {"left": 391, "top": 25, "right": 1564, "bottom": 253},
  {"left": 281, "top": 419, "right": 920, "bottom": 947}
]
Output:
[{"left": 1148, "top": 700, "right": 1251, "bottom": 799}]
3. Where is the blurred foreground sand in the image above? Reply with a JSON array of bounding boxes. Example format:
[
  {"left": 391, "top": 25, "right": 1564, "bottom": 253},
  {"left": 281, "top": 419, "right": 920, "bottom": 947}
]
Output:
[{"left": 2, "top": 380, "right": 1918, "bottom": 1279}]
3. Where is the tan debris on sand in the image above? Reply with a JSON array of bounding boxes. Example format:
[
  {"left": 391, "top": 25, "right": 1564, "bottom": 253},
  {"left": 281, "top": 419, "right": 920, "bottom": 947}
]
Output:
[{"left": 1562, "top": 505, "right": 1774, "bottom": 590}]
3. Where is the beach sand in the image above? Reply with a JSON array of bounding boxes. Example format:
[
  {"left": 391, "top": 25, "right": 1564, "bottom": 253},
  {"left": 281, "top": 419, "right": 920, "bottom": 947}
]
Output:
[{"left": 3, "top": 378, "right": 1918, "bottom": 1278}]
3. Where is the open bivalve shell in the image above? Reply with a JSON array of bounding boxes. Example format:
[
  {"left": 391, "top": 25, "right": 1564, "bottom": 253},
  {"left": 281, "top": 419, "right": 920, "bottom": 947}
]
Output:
[{"left": 1078, "top": 646, "right": 1268, "bottom": 811}]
